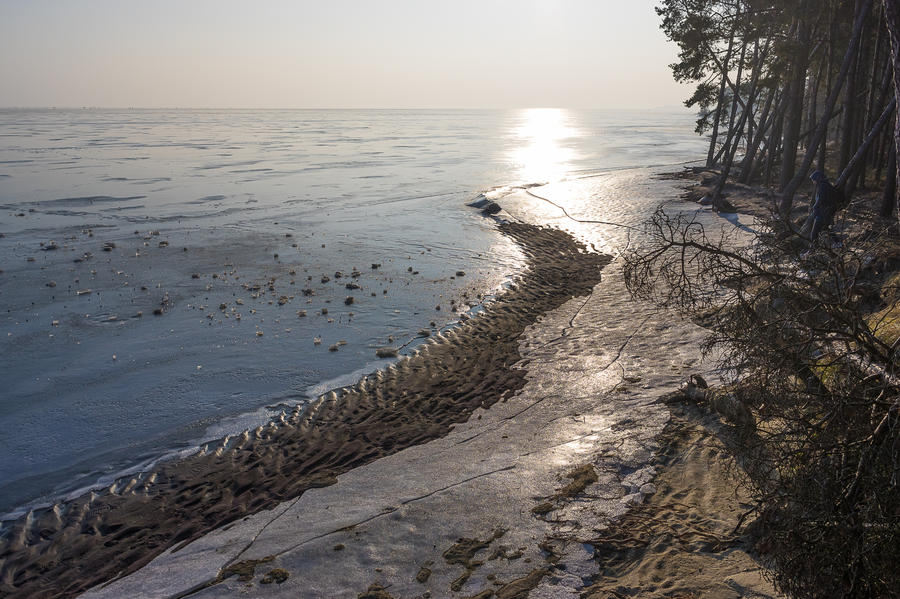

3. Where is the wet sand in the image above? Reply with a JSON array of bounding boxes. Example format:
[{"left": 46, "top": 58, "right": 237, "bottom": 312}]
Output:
[
  {"left": 582, "top": 403, "right": 779, "bottom": 599},
  {"left": 0, "top": 221, "right": 610, "bottom": 599}
]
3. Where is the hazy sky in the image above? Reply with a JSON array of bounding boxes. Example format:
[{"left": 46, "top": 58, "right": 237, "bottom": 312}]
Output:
[{"left": 0, "top": 0, "right": 691, "bottom": 109}]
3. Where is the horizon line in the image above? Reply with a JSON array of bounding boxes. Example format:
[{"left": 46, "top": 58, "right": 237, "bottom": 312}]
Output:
[{"left": 0, "top": 105, "right": 690, "bottom": 112}]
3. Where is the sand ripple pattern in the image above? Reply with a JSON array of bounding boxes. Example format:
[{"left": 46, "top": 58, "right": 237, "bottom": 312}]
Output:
[{"left": 0, "top": 222, "right": 610, "bottom": 599}]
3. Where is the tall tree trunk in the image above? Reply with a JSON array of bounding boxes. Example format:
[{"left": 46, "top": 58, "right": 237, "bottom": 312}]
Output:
[
  {"left": 807, "top": 53, "right": 826, "bottom": 152},
  {"left": 859, "top": 10, "right": 885, "bottom": 187},
  {"left": 874, "top": 56, "right": 894, "bottom": 176},
  {"left": 844, "top": 46, "right": 866, "bottom": 199},
  {"left": 819, "top": 1, "right": 839, "bottom": 173},
  {"left": 766, "top": 104, "right": 785, "bottom": 187},
  {"left": 880, "top": 142, "right": 897, "bottom": 217},
  {"left": 780, "top": 12, "right": 813, "bottom": 191},
  {"left": 839, "top": 2, "right": 865, "bottom": 174},
  {"left": 882, "top": 0, "right": 900, "bottom": 218},
  {"left": 780, "top": 0, "right": 874, "bottom": 215},
  {"left": 747, "top": 93, "right": 754, "bottom": 149}
]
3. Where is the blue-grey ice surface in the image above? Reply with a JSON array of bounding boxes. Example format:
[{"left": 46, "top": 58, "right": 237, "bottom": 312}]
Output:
[{"left": 0, "top": 108, "right": 705, "bottom": 516}]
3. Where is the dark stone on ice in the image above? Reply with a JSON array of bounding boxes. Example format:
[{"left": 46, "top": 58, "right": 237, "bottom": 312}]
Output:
[{"left": 481, "top": 201, "right": 502, "bottom": 215}]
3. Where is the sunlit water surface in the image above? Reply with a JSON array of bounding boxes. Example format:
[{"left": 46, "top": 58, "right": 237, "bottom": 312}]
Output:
[{"left": 0, "top": 108, "right": 704, "bottom": 516}]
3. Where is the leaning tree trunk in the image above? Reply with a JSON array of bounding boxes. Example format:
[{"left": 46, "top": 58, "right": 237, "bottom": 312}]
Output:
[
  {"left": 801, "top": 98, "right": 897, "bottom": 233},
  {"left": 708, "top": 28, "right": 738, "bottom": 167},
  {"left": 720, "top": 40, "right": 749, "bottom": 165},
  {"left": 712, "top": 39, "right": 769, "bottom": 208},
  {"left": 739, "top": 88, "right": 778, "bottom": 183},
  {"left": 801, "top": 97, "right": 897, "bottom": 235},
  {"left": 836, "top": 97, "right": 896, "bottom": 189}
]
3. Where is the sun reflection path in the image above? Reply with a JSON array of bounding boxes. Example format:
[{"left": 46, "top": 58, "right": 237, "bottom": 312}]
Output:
[{"left": 509, "top": 108, "right": 582, "bottom": 186}]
